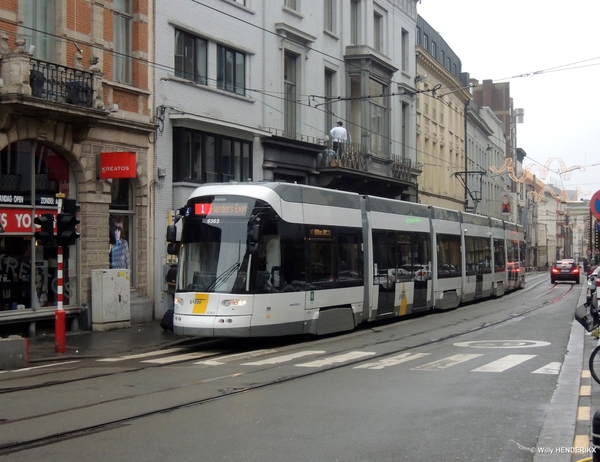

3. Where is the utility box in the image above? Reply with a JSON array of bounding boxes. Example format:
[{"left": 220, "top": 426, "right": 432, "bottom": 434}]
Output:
[{"left": 91, "top": 269, "right": 130, "bottom": 331}]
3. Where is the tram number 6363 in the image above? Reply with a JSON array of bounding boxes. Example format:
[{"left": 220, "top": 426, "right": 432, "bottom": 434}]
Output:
[{"left": 206, "top": 218, "right": 220, "bottom": 224}]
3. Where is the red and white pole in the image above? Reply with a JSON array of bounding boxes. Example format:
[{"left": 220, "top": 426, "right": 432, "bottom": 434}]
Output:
[{"left": 55, "top": 193, "right": 66, "bottom": 353}]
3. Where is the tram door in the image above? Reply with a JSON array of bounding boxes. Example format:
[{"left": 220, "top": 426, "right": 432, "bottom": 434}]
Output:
[{"left": 410, "top": 232, "right": 430, "bottom": 309}]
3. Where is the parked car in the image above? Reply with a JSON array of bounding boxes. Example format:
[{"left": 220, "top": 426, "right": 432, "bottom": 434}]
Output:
[
  {"left": 587, "top": 266, "right": 600, "bottom": 301},
  {"left": 550, "top": 259, "right": 581, "bottom": 284}
]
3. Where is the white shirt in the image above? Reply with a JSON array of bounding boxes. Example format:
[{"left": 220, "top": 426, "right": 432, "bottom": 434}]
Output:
[{"left": 330, "top": 126, "right": 348, "bottom": 142}]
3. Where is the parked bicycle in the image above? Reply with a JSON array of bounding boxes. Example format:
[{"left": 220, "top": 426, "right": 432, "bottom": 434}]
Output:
[{"left": 575, "top": 302, "right": 600, "bottom": 385}]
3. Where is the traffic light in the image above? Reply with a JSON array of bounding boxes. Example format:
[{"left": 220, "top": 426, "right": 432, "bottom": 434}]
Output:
[
  {"left": 56, "top": 212, "right": 80, "bottom": 246},
  {"left": 34, "top": 214, "right": 55, "bottom": 246}
]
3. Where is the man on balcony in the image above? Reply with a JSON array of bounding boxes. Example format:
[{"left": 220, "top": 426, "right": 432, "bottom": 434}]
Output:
[{"left": 329, "top": 121, "right": 349, "bottom": 154}]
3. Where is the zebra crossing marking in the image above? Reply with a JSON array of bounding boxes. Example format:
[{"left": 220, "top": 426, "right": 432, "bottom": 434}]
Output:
[
  {"left": 353, "top": 352, "right": 430, "bottom": 370},
  {"left": 531, "top": 362, "right": 561, "bottom": 375},
  {"left": 94, "top": 347, "right": 560, "bottom": 376},
  {"left": 471, "top": 354, "right": 536, "bottom": 372},
  {"left": 97, "top": 347, "right": 186, "bottom": 362},
  {"left": 241, "top": 350, "right": 326, "bottom": 366},
  {"left": 296, "top": 351, "right": 377, "bottom": 367},
  {"left": 197, "top": 349, "right": 278, "bottom": 365},
  {"left": 142, "top": 351, "right": 218, "bottom": 364},
  {"left": 411, "top": 353, "right": 483, "bottom": 371}
]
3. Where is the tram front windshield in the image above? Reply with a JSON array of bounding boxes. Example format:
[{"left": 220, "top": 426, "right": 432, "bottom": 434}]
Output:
[{"left": 178, "top": 196, "right": 261, "bottom": 294}]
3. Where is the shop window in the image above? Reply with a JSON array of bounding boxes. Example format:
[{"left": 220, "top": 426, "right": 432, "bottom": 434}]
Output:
[
  {"left": 0, "top": 141, "right": 77, "bottom": 312},
  {"left": 109, "top": 179, "right": 134, "bottom": 277}
]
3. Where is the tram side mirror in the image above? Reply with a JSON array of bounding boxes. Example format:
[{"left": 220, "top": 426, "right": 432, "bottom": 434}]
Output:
[
  {"left": 166, "top": 225, "right": 177, "bottom": 243},
  {"left": 250, "top": 223, "right": 260, "bottom": 243},
  {"left": 248, "top": 223, "right": 260, "bottom": 255}
]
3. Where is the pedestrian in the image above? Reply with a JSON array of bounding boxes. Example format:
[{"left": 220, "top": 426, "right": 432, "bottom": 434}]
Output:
[{"left": 329, "top": 121, "right": 348, "bottom": 153}]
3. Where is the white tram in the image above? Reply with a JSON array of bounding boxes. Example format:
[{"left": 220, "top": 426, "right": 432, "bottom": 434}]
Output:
[{"left": 167, "top": 183, "right": 525, "bottom": 338}]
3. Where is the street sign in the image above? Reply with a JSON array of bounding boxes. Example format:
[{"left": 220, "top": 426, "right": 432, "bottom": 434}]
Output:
[{"left": 591, "top": 190, "right": 600, "bottom": 220}]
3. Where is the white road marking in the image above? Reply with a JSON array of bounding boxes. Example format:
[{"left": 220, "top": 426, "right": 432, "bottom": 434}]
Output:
[
  {"left": 197, "top": 349, "right": 278, "bottom": 365},
  {"left": 0, "top": 360, "right": 80, "bottom": 373},
  {"left": 296, "top": 351, "right": 376, "bottom": 368},
  {"left": 241, "top": 350, "right": 326, "bottom": 366},
  {"left": 412, "top": 353, "right": 483, "bottom": 370},
  {"left": 97, "top": 347, "right": 187, "bottom": 362},
  {"left": 141, "top": 351, "right": 218, "bottom": 364},
  {"left": 471, "top": 354, "right": 536, "bottom": 372},
  {"left": 354, "top": 352, "right": 431, "bottom": 370},
  {"left": 532, "top": 362, "right": 561, "bottom": 375}
]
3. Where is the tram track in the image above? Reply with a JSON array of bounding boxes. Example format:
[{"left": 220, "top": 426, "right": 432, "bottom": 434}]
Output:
[{"left": 0, "top": 276, "right": 575, "bottom": 456}]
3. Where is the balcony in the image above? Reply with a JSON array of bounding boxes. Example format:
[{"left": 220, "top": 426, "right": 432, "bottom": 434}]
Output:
[
  {"left": 317, "top": 141, "right": 369, "bottom": 172},
  {"left": 30, "top": 59, "right": 94, "bottom": 108},
  {"left": 0, "top": 51, "right": 103, "bottom": 111}
]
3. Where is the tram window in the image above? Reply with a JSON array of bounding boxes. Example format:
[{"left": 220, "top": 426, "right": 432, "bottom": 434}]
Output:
[
  {"left": 372, "top": 230, "right": 397, "bottom": 283},
  {"left": 336, "top": 231, "right": 362, "bottom": 284},
  {"left": 279, "top": 222, "right": 306, "bottom": 291},
  {"left": 437, "top": 233, "right": 461, "bottom": 279},
  {"left": 494, "top": 238, "right": 505, "bottom": 271},
  {"left": 406, "top": 232, "right": 431, "bottom": 280},
  {"left": 465, "top": 236, "right": 491, "bottom": 276},
  {"left": 309, "top": 239, "right": 334, "bottom": 283}
]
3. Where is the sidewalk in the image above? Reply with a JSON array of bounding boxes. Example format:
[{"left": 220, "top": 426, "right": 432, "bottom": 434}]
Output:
[{"left": 26, "top": 320, "right": 193, "bottom": 364}]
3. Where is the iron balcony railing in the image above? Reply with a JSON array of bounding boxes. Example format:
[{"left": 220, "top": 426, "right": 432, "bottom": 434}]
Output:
[
  {"left": 29, "top": 58, "right": 94, "bottom": 108},
  {"left": 264, "top": 127, "right": 421, "bottom": 179}
]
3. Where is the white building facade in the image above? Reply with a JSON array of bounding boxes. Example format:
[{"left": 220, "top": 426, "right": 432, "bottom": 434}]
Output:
[{"left": 152, "top": 0, "right": 420, "bottom": 316}]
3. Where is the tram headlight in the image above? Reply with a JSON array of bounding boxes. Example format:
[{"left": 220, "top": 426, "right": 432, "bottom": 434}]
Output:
[
  {"left": 223, "top": 299, "right": 247, "bottom": 307},
  {"left": 174, "top": 297, "right": 184, "bottom": 307}
]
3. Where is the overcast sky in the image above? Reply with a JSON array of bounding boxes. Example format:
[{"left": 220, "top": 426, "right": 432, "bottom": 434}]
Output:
[{"left": 416, "top": 0, "right": 600, "bottom": 200}]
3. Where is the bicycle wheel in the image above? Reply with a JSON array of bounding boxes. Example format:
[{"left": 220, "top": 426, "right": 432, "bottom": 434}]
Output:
[{"left": 589, "top": 345, "right": 600, "bottom": 385}]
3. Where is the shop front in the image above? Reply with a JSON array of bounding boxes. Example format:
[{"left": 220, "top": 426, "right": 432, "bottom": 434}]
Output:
[{"left": 0, "top": 140, "right": 78, "bottom": 331}]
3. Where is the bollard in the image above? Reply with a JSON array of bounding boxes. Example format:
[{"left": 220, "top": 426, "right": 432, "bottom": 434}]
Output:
[{"left": 593, "top": 409, "right": 600, "bottom": 462}]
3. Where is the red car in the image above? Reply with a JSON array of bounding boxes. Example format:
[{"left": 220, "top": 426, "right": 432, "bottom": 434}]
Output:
[{"left": 550, "top": 259, "right": 581, "bottom": 284}]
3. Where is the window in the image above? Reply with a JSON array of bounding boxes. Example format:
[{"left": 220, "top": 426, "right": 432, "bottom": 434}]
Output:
[
  {"left": 368, "top": 78, "right": 388, "bottom": 155},
  {"left": 401, "top": 102, "right": 409, "bottom": 158},
  {"left": 423, "top": 34, "right": 428, "bottom": 52},
  {"left": 174, "top": 29, "right": 207, "bottom": 84},
  {"left": 431, "top": 41, "right": 436, "bottom": 59},
  {"left": 285, "top": 0, "right": 297, "bottom": 10},
  {"left": 113, "top": 0, "right": 132, "bottom": 84},
  {"left": 324, "top": 0, "right": 334, "bottom": 32},
  {"left": 110, "top": 179, "right": 134, "bottom": 284},
  {"left": 173, "top": 127, "right": 252, "bottom": 183},
  {"left": 401, "top": 29, "right": 409, "bottom": 72},
  {"left": 437, "top": 233, "right": 461, "bottom": 279},
  {"left": 217, "top": 45, "right": 245, "bottom": 95},
  {"left": 351, "top": 0, "right": 361, "bottom": 44},
  {"left": 284, "top": 52, "right": 298, "bottom": 137},
  {"left": 324, "top": 69, "right": 334, "bottom": 135},
  {"left": 23, "top": 0, "right": 55, "bottom": 62},
  {"left": 373, "top": 11, "right": 383, "bottom": 52}
]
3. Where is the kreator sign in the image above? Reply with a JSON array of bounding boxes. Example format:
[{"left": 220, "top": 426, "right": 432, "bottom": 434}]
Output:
[{"left": 99, "top": 151, "right": 137, "bottom": 179}]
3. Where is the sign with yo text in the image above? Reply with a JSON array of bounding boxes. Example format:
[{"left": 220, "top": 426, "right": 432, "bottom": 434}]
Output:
[
  {"left": 0, "top": 208, "right": 52, "bottom": 234},
  {"left": 99, "top": 151, "right": 137, "bottom": 179}
]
